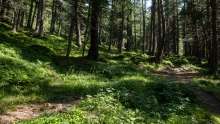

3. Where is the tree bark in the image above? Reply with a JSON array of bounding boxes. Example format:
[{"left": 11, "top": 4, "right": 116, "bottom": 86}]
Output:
[
  {"left": 66, "top": 15, "right": 75, "bottom": 60},
  {"left": 118, "top": 3, "right": 124, "bottom": 54},
  {"left": 108, "top": 0, "right": 114, "bottom": 51},
  {"left": 176, "top": 0, "right": 179, "bottom": 55},
  {"left": 27, "top": 0, "right": 34, "bottom": 28},
  {"left": 39, "top": 0, "right": 45, "bottom": 37},
  {"left": 12, "top": 7, "right": 18, "bottom": 32},
  {"left": 172, "top": 16, "right": 176, "bottom": 54},
  {"left": 87, "top": 0, "right": 101, "bottom": 60},
  {"left": 57, "top": 3, "right": 62, "bottom": 36},
  {"left": 155, "top": 0, "right": 166, "bottom": 64},
  {"left": 75, "top": 0, "right": 82, "bottom": 47},
  {"left": 142, "top": 0, "right": 146, "bottom": 54},
  {"left": 31, "top": 0, "right": 38, "bottom": 29},
  {"left": 50, "top": 0, "right": 57, "bottom": 33},
  {"left": 151, "top": 0, "right": 156, "bottom": 55},
  {"left": 133, "top": 0, "right": 137, "bottom": 51},
  {"left": 35, "top": 0, "right": 40, "bottom": 32},
  {"left": 210, "top": 0, "right": 218, "bottom": 75}
]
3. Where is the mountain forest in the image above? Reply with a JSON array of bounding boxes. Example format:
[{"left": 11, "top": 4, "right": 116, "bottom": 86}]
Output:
[{"left": 0, "top": 0, "right": 220, "bottom": 123}]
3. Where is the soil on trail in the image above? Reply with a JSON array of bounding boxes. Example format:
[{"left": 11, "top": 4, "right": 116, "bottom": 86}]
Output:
[
  {"left": 149, "top": 66, "right": 201, "bottom": 83},
  {"left": 147, "top": 66, "right": 220, "bottom": 116},
  {"left": 0, "top": 97, "right": 79, "bottom": 124}
]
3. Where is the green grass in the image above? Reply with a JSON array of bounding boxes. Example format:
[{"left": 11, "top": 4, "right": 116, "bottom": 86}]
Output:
[{"left": 0, "top": 22, "right": 219, "bottom": 123}]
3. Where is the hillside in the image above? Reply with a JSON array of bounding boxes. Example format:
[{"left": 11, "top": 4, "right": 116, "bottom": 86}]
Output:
[{"left": 0, "top": 22, "right": 220, "bottom": 123}]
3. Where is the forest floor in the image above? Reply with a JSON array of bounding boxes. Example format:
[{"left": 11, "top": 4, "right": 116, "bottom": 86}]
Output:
[
  {"left": 147, "top": 66, "right": 220, "bottom": 115},
  {"left": 0, "top": 97, "right": 80, "bottom": 123},
  {"left": 1, "top": 66, "right": 220, "bottom": 123}
]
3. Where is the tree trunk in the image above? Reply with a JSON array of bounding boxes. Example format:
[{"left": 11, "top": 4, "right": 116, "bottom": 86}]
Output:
[
  {"left": 206, "top": 0, "right": 211, "bottom": 65},
  {"left": 151, "top": 0, "right": 156, "bottom": 55},
  {"left": 16, "top": 10, "right": 21, "bottom": 30},
  {"left": 155, "top": 0, "right": 166, "bottom": 64},
  {"left": 210, "top": 0, "right": 219, "bottom": 75},
  {"left": 39, "top": 0, "right": 45, "bottom": 37},
  {"left": 31, "top": 0, "right": 38, "bottom": 29},
  {"left": 66, "top": 15, "right": 75, "bottom": 60},
  {"left": 50, "top": 0, "right": 57, "bottom": 33},
  {"left": 12, "top": 7, "right": 18, "bottom": 32},
  {"left": 82, "top": 1, "right": 91, "bottom": 60},
  {"left": 118, "top": 4, "right": 124, "bottom": 54},
  {"left": 126, "top": 9, "right": 132, "bottom": 51},
  {"left": 35, "top": 0, "right": 40, "bottom": 32},
  {"left": 183, "top": 0, "right": 187, "bottom": 56},
  {"left": 142, "top": 0, "right": 146, "bottom": 54},
  {"left": 176, "top": 0, "right": 179, "bottom": 55},
  {"left": 27, "top": 0, "right": 34, "bottom": 28},
  {"left": 133, "top": 0, "right": 137, "bottom": 51},
  {"left": 20, "top": 10, "right": 24, "bottom": 27},
  {"left": 75, "top": 0, "right": 82, "bottom": 47},
  {"left": 194, "top": 20, "right": 202, "bottom": 64},
  {"left": 87, "top": 0, "right": 101, "bottom": 60},
  {"left": 108, "top": 0, "right": 114, "bottom": 51},
  {"left": 172, "top": 16, "right": 176, "bottom": 54},
  {"left": 98, "top": 12, "right": 102, "bottom": 45},
  {"left": 57, "top": 3, "right": 62, "bottom": 36}
]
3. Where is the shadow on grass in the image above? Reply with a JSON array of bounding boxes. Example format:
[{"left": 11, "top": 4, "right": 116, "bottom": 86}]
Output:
[{"left": 110, "top": 78, "right": 202, "bottom": 119}]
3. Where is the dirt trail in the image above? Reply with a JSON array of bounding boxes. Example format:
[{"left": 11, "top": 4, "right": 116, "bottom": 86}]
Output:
[
  {"left": 148, "top": 66, "right": 220, "bottom": 115},
  {"left": 0, "top": 97, "right": 79, "bottom": 124}
]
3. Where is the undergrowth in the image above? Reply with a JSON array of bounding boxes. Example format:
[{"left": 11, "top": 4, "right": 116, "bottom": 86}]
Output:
[{"left": 0, "top": 22, "right": 218, "bottom": 123}]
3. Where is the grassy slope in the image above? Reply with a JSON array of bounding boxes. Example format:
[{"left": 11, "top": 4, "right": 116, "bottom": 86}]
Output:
[{"left": 0, "top": 22, "right": 219, "bottom": 123}]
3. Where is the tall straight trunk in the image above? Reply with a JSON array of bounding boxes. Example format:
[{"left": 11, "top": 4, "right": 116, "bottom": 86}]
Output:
[
  {"left": 199, "top": 19, "right": 208, "bottom": 59},
  {"left": 176, "top": 0, "right": 179, "bottom": 54},
  {"left": 50, "top": 0, "right": 57, "bottom": 33},
  {"left": 87, "top": 0, "right": 101, "bottom": 60},
  {"left": 108, "top": 0, "right": 114, "bottom": 51},
  {"left": 172, "top": 16, "right": 176, "bottom": 54},
  {"left": 35, "top": 0, "right": 40, "bottom": 32},
  {"left": 157, "top": 0, "right": 162, "bottom": 50},
  {"left": 206, "top": 0, "right": 211, "bottom": 65},
  {"left": 75, "top": 0, "right": 82, "bottom": 47},
  {"left": 155, "top": 0, "right": 166, "bottom": 64},
  {"left": 16, "top": 10, "right": 21, "bottom": 30},
  {"left": 27, "top": 0, "right": 34, "bottom": 28},
  {"left": 118, "top": 4, "right": 124, "bottom": 54},
  {"left": 20, "top": 11, "right": 24, "bottom": 27},
  {"left": 149, "top": 8, "right": 153, "bottom": 54},
  {"left": 57, "top": 3, "right": 62, "bottom": 36},
  {"left": 210, "top": 0, "right": 218, "bottom": 75},
  {"left": 152, "top": 0, "right": 156, "bottom": 55},
  {"left": 12, "top": 7, "right": 18, "bottom": 32},
  {"left": 98, "top": 12, "right": 102, "bottom": 45},
  {"left": 142, "top": 0, "right": 146, "bottom": 54},
  {"left": 82, "top": 1, "right": 91, "bottom": 60},
  {"left": 126, "top": 9, "right": 132, "bottom": 51},
  {"left": 66, "top": 15, "right": 75, "bottom": 60},
  {"left": 195, "top": 21, "right": 202, "bottom": 64},
  {"left": 183, "top": 0, "right": 187, "bottom": 56},
  {"left": 39, "top": 0, "right": 45, "bottom": 37},
  {"left": 133, "top": 0, "right": 137, "bottom": 51},
  {"left": 31, "top": 1, "right": 38, "bottom": 29}
]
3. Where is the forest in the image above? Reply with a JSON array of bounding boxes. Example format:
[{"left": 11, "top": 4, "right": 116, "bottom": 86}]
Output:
[{"left": 0, "top": 0, "right": 220, "bottom": 123}]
